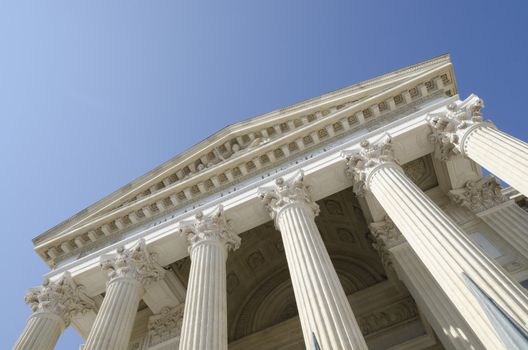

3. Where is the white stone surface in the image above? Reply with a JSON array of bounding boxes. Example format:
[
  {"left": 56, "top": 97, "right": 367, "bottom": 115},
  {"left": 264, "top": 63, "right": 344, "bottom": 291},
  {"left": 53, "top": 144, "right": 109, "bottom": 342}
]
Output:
[
  {"left": 14, "top": 273, "right": 94, "bottom": 350},
  {"left": 392, "top": 242, "right": 484, "bottom": 349},
  {"left": 345, "top": 137, "right": 528, "bottom": 349},
  {"left": 428, "top": 94, "right": 528, "bottom": 197},
  {"left": 15, "top": 56, "right": 528, "bottom": 350},
  {"left": 13, "top": 313, "right": 65, "bottom": 350},
  {"left": 84, "top": 240, "right": 164, "bottom": 350},
  {"left": 479, "top": 202, "right": 528, "bottom": 260},
  {"left": 449, "top": 175, "right": 528, "bottom": 260},
  {"left": 465, "top": 126, "right": 528, "bottom": 197},
  {"left": 177, "top": 206, "right": 240, "bottom": 350},
  {"left": 259, "top": 171, "right": 367, "bottom": 350}
]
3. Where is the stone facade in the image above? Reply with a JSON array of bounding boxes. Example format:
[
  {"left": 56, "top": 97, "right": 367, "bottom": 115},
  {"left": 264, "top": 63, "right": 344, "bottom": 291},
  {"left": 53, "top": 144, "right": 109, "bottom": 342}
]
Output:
[{"left": 14, "top": 55, "right": 528, "bottom": 350}]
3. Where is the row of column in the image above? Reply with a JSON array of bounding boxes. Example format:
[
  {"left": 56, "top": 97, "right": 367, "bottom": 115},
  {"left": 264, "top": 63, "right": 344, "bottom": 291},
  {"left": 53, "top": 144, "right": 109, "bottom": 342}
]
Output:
[
  {"left": 14, "top": 94, "right": 528, "bottom": 350},
  {"left": 346, "top": 134, "right": 528, "bottom": 349},
  {"left": 12, "top": 172, "right": 370, "bottom": 350}
]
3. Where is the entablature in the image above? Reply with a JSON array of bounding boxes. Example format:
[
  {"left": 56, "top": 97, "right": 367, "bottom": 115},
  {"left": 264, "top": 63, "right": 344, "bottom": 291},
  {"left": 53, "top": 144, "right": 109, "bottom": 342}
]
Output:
[
  {"left": 43, "top": 95, "right": 458, "bottom": 299},
  {"left": 35, "top": 57, "right": 457, "bottom": 268}
]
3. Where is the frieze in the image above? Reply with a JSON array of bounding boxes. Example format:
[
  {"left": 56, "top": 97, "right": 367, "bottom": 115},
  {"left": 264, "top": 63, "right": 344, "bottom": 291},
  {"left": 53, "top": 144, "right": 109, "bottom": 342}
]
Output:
[
  {"left": 358, "top": 297, "right": 418, "bottom": 335},
  {"left": 38, "top": 67, "right": 456, "bottom": 267}
]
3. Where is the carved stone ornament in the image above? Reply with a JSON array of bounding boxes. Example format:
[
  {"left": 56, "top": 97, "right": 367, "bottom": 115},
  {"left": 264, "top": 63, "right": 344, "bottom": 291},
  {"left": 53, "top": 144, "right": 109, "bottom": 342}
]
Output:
[
  {"left": 24, "top": 272, "right": 95, "bottom": 325},
  {"left": 358, "top": 297, "right": 418, "bottom": 336},
  {"left": 100, "top": 239, "right": 165, "bottom": 287},
  {"left": 147, "top": 304, "right": 184, "bottom": 347},
  {"left": 369, "top": 216, "right": 405, "bottom": 269},
  {"left": 343, "top": 134, "right": 395, "bottom": 195},
  {"left": 427, "top": 94, "right": 492, "bottom": 160},
  {"left": 449, "top": 176, "right": 506, "bottom": 213},
  {"left": 179, "top": 205, "right": 241, "bottom": 252},
  {"left": 258, "top": 170, "right": 320, "bottom": 225}
]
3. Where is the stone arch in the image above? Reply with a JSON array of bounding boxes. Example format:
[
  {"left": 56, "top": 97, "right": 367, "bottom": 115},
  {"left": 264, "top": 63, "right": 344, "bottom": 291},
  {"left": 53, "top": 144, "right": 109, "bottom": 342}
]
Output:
[{"left": 229, "top": 253, "right": 385, "bottom": 341}]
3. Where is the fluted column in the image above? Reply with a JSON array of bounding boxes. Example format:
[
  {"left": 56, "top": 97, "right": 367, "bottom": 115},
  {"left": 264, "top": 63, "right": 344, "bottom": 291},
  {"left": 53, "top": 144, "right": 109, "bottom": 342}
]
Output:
[
  {"left": 370, "top": 217, "right": 485, "bottom": 349},
  {"left": 450, "top": 176, "right": 528, "bottom": 260},
  {"left": 13, "top": 272, "right": 95, "bottom": 350},
  {"left": 259, "top": 171, "right": 367, "bottom": 350},
  {"left": 345, "top": 136, "right": 528, "bottom": 349},
  {"left": 428, "top": 94, "right": 528, "bottom": 196},
  {"left": 84, "top": 239, "right": 165, "bottom": 350},
  {"left": 178, "top": 205, "right": 240, "bottom": 350}
]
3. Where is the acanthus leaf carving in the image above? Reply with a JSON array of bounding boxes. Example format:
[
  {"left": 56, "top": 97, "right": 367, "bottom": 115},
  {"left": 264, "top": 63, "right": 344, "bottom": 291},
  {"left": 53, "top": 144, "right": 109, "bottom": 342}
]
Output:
[
  {"left": 100, "top": 238, "right": 165, "bottom": 287},
  {"left": 358, "top": 297, "right": 418, "bottom": 335},
  {"left": 258, "top": 170, "right": 320, "bottom": 226},
  {"left": 24, "top": 272, "right": 95, "bottom": 325},
  {"left": 147, "top": 304, "right": 185, "bottom": 347},
  {"left": 179, "top": 205, "right": 241, "bottom": 253},
  {"left": 449, "top": 176, "right": 506, "bottom": 213},
  {"left": 427, "top": 94, "right": 491, "bottom": 160},
  {"left": 343, "top": 134, "right": 395, "bottom": 195},
  {"left": 369, "top": 216, "right": 405, "bottom": 270}
]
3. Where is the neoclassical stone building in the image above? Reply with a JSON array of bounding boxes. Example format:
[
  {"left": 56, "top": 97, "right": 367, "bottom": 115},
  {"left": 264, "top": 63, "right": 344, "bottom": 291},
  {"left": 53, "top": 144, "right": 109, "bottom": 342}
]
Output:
[{"left": 13, "top": 55, "right": 528, "bottom": 350}]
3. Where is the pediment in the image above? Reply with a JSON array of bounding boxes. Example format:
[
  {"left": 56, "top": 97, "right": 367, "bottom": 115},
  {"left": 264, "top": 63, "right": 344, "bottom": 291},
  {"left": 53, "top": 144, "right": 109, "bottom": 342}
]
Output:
[{"left": 34, "top": 54, "right": 457, "bottom": 267}]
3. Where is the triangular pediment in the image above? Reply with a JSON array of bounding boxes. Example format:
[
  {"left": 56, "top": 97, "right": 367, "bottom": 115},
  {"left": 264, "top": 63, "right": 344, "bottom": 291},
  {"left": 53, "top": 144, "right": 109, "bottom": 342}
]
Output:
[{"left": 34, "top": 54, "right": 457, "bottom": 267}]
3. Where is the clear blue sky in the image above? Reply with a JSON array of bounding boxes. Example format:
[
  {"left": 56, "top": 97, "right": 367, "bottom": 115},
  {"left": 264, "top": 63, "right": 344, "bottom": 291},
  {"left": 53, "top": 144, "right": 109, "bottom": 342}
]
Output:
[{"left": 1, "top": 1, "right": 527, "bottom": 348}]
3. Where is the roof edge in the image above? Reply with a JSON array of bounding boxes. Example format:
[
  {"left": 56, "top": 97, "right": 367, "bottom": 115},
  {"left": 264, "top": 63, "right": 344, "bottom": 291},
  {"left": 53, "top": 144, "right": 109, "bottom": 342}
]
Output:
[{"left": 33, "top": 54, "right": 452, "bottom": 245}]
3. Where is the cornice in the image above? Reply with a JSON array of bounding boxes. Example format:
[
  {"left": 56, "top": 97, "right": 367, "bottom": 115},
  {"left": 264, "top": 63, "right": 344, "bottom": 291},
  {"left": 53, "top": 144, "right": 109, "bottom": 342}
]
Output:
[
  {"left": 45, "top": 96, "right": 457, "bottom": 288},
  {"left": 34, "top": 56, "right": 457, "bottom": 267}
]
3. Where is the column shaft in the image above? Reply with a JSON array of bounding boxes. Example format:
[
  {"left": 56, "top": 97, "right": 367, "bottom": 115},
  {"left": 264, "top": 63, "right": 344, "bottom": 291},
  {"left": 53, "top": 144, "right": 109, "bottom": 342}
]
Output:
[
  {"left": 391, "top": 243, "right": 484, "bottom": 350},
  {"left": 479, "top": 202, "right": 528, "bottom": 260},
  {"left": 370, "top": 164, "right": 528, "bottom": 348},
  {"left": 13, "top": 313, "right": 64, "bottom": 350},
  {"left": 276, "top": 204, "right": 367, "bottom": 350},
  {"left": 84, "top": 278, "right": 143, "bottom": 350},
  {"left": 13, "top": 272, "right": 95, "bottom": 350},
  {"left": 465, "top": 126, "right": 528, "bottom": 196},
  {"left": 178, "top": 242, "right": 227, "bottom": 350},
  {"left": 177, "top": 206, "right": 238, "bottom": 350}
]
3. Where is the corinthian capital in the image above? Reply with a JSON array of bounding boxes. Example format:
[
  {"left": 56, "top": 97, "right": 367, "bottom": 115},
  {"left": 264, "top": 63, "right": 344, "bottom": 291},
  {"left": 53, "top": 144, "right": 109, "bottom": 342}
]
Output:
[
  {"left": 259, "top": 170, "right": 320, "bottom": 224},
  {"left": 147, "top": 304, "right": 184, "bottom": 347},
  {"left": 24, "top": 272, "right": 95, "bottom": 326},
  {"left": 449, "top": 176, "right": 506, "bottom": 213},
  {"left": 100, "top": 239, "right": 165, "bottom": 287},
  {"left": 179, "top": 205, "right": 240, "bottom": 252},
  {"left": 369, "top": 216, "right": 405, "bottom": 269},
  {"left": 427, "top": 94, "right": 492, "bottom": 160},
  {"left": 343, "top": 134, "right": 395, "bottom": 195}
]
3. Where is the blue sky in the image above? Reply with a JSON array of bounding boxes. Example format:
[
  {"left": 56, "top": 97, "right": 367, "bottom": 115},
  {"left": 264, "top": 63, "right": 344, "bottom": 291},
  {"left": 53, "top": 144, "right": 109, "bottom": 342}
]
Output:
[{"left": 1, "top": 1, "right": 527, "bottom": 348}]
